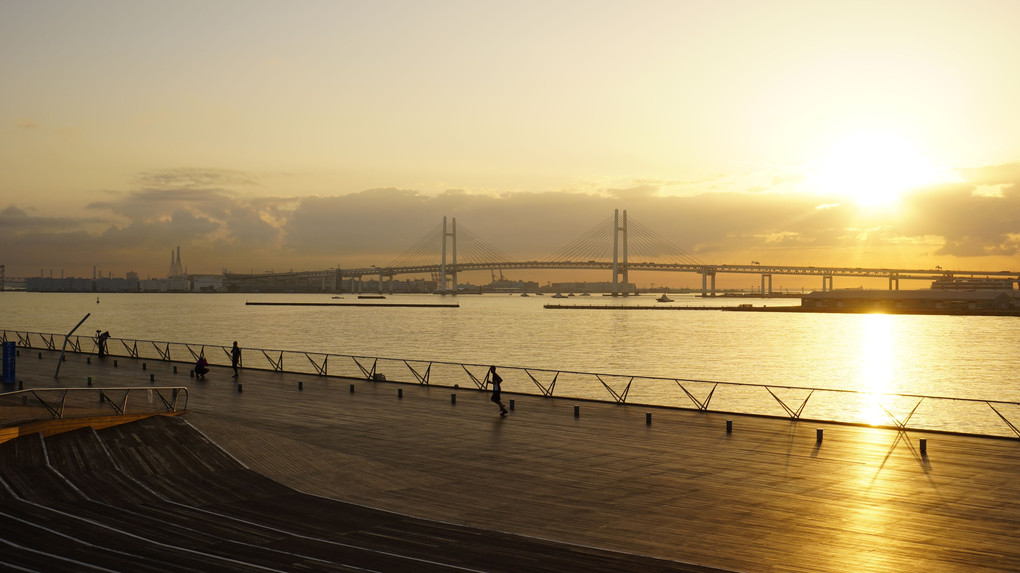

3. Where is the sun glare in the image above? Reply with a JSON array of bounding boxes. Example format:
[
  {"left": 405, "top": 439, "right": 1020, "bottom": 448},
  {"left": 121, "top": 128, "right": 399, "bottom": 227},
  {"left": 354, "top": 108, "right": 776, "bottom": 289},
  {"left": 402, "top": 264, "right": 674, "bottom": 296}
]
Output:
[{"left": 812, "top": 132, "right": 940, "bottom": 207}]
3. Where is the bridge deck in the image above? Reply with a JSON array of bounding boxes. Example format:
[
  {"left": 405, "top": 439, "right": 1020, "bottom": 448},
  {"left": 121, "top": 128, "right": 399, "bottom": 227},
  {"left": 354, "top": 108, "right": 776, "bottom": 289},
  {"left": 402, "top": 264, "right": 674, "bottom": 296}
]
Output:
[{"left": 7, "top": 350, "right": 1020, "bottom": 571}]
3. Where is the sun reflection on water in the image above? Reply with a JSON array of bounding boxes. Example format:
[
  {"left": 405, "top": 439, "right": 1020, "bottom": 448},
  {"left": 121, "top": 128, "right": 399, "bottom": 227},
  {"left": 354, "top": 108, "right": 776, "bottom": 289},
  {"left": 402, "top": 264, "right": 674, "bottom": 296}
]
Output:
[{"left": 857, "top": 313, "right": 896, "bottom": 426}]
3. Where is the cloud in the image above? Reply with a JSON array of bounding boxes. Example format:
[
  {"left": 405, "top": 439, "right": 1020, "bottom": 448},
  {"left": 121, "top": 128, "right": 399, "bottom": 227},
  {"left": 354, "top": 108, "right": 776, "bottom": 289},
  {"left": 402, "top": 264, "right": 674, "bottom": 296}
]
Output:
[
  {"left": 131, "top": 168, "right": 259, "bottom": 189},
  {"left": 5, "top": 159, "right": 1020, "bottom": 278}
]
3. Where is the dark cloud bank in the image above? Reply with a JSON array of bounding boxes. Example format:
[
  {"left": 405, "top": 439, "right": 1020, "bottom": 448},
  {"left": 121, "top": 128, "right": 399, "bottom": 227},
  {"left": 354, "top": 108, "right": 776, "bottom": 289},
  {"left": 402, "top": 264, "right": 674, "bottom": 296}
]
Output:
[{"left": 3, "top": 164, "right": 1019, "bottom": 279}]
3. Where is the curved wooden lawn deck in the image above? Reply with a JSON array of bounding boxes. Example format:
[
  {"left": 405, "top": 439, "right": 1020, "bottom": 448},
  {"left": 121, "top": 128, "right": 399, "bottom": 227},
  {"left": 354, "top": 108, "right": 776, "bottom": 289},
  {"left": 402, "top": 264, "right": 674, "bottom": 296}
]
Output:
[{"left": 4, "top": 349, "right": 1020, "bottom": 571}]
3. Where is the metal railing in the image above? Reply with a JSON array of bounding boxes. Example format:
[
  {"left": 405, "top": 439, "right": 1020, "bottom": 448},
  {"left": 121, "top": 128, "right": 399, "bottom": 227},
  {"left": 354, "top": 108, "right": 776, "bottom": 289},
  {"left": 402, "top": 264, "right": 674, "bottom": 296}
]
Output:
[
  {"left": 4, "top": 329, "right": 1019, "bottom": 439},
  {"left": 0, "top": 386, "right": 188, "bottom": 426}
]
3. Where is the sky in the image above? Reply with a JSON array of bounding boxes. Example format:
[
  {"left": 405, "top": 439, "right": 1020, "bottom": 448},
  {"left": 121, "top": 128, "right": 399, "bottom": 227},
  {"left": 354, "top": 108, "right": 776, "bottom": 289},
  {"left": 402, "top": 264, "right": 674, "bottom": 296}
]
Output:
[{"left": 2, "top": 0, "right": 1020, "bottom": 288}]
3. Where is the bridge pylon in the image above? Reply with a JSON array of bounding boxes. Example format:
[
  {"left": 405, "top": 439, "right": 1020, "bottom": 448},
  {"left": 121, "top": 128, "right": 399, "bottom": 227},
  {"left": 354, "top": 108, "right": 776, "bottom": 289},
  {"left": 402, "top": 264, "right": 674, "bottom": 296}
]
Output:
[
  {"left": 439, "top": 216, "right": 457, "bottom": 293},
  {"left": 612, "top": 209, "right": 630, "bottom": 295}
]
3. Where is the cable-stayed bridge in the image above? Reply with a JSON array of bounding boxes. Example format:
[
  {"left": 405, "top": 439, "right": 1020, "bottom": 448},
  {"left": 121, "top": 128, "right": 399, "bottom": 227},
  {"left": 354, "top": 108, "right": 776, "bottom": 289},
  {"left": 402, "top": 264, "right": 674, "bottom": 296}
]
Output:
[{"left": 230, "top": 210, "right": 1019, "bottom": 295}]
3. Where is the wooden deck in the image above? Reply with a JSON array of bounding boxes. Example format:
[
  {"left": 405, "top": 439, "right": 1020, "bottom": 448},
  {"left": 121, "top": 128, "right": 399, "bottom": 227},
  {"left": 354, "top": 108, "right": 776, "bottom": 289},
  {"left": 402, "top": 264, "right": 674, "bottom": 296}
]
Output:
[{"left": 6, "top": 349, "right": 1020, "bottom": 571}]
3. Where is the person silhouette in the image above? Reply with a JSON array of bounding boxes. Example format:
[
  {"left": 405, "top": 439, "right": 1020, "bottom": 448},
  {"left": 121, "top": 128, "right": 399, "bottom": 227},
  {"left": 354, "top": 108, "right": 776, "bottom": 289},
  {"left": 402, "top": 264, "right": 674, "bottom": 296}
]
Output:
[
  {"left": 489, "top": 365, "right": 507, "bottom": 416},
  {"left": 231, "top": 341, "right": 241, "bottom": 378}
]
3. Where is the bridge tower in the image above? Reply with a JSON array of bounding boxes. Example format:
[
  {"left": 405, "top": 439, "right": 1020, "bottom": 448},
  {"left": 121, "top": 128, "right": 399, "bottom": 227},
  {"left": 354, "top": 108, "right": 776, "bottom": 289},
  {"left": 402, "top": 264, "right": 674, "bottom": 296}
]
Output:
[
  {"left": 612, "top": 209, "right": 629, "bottom": 295},
  {"left": 439, "top": 217, "right": 458, "bottom": 292}
]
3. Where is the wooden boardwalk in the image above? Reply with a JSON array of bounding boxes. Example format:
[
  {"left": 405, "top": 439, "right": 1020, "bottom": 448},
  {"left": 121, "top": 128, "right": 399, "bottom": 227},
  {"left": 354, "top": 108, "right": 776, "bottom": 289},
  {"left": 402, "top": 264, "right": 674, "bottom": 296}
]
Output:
[{"left": 6, "top": 349, "right": 1020, "bottom": 572}]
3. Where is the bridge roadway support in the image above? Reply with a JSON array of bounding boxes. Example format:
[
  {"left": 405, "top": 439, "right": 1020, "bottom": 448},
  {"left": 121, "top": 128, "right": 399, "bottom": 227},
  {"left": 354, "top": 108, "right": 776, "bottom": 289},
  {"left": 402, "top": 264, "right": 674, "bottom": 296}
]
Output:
[
  {"left": 439, "top": 216, "right": 458, "bottom": 293},
  {"left": 760, "top": 274, "right": 772, "bottom": 296},
  {"left": 701, "top": 271, "right": 716, "bottom": 297},
  {"left": 611, "top": 209, "right": 629, "bottom": 296},
  {"left": 889, "top": 275, "right": 900, "bottom": 290},
  {"left": 822, "top": 275, "right": 833, "bottom": 292}
]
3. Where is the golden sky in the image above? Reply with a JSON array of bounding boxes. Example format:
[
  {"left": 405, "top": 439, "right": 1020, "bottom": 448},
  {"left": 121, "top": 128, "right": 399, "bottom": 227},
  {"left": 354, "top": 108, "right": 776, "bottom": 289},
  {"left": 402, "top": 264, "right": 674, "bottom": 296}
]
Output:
[{"left": 2, "top": 0, "right": 1019, "bottom": 286}]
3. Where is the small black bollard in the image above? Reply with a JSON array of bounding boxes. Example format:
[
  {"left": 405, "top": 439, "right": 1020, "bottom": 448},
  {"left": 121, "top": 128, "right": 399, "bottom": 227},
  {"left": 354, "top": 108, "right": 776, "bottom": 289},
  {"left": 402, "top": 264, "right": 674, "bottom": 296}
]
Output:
[
  {"left": 18, "top": 380, "right": 23, "bottom": 390},
  {"left": 237, "top": 383, "right": 243, "bottom": 393},
  {"left": 87, "top": 376, "right": 92, "bottom": 386},
  {"left": 298, "top": 381, "right": 303, "bottom": 390},
  {"left": 38, "top": 352, "right": 42, "bottom": 359},
  {"left": 646, "top": 412, "right": 652, "bottom": 425},
  {"left": 99, "top": 394, "right": 105, "bottom": 403},
  {"left": 726, "top": 420, "right": 733, "bottom": 433},
  {"left": 173, "top": 365, "right": 178, "bottom": 374},
  {"left": 398, "top": 388, "right": 403, "bottom": 398},
  {"left": 87, "top": 356, "right": 91, "bottom": 364},
  {"left": 190, "top": 369, "right": 195, "bottom": 378},
  {"left": 62, "top": 355, "right": 66, "bottom": 361},
  {"left": 816, "top": 429, "right": 824, "bottom": 442},
  {"left": 920, "top": 438, "right": 927, "bottom": 453},
  {"left": 349, "top": 384, "right": 355, "bottom": 393},
  {"left": 451, "top": 393, "right": 457, "bottom": 404},
  {"left": 113, "top": 360, "right": 118, "bottom": 367},
  {"left": 574, "top": 405, "right": 580, "bottom": 418},
  {"left": 142, "top": 363, "right": 146, "bottom": 370},
  {"left": 149, "top": 373, "right": 155, "bottom": 383},
  {"left": 509, "top": 399, "right": 515, "bottom": 411}
]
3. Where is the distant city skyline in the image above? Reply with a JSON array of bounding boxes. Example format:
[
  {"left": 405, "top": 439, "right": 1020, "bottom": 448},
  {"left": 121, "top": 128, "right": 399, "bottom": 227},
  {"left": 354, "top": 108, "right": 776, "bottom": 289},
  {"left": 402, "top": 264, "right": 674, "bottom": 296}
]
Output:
[{"left": 3, "top": 1, "right": 1019, "bottom": 287}]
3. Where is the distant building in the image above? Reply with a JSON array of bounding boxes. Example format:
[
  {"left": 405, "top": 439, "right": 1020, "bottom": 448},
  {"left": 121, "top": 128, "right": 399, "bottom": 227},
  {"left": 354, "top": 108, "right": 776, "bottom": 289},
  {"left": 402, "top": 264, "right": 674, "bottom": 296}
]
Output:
[
  {"left": 191, "top": 275, "right": 225, "bottom": 293},
  {"left": 802, "top": 289, "right": 1016, "bottom": 313},
  {"left": 139, "top": 277, "right": 190, "bottom": 292},
  {"left": 25, "top": 277, "right": 94, "bottom": 292},
  {"left": 930, "top": 277, "right": 1016, "bottom": 291},
  {"left": 96, "top": 277, "right": 139, "bottom": 292}
]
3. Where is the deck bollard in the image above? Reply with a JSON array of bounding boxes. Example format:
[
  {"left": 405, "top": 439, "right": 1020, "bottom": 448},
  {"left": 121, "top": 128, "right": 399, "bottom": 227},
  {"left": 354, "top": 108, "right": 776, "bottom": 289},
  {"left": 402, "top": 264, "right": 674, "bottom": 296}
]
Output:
[
  {"left": 237, "top": 383, "right": 243, "bottom": 393},
  {"left": 62, "top": 355, "right": 66, "bottom": 361},
  {"left": 38, "top": 352, "right": 42, "bottom": 359},
  {"left": 298, "top": 381, "right": 303, "bottom": 390},
  {"left": 726, "top": 420, "right": 733, "bottom": 433},
  {"left": 87, "top": 357, "right": 91, "bottom": 364},
  {"left": 398, "top": 388, "right": 403, "bottom": 398},
  {"left": 920, "top": 438, "right": 927, "bottom": 453},
  {"left": 87, "top": 376, "right": 92, "bottom": 386},
  {"left": 149, "top": 373, "right": 155, "bottom": 383},
  {"left": 451, "top": 393, "right": 456, "bottom": 404},
  {"left": 190, "top": 369, "right": 195, "bottom": 378},
  {"left": 816, "top": 429, "right": 823, "bottom": 442},
  {"left": 18, "top": 380, "right": 23, "bottom": 390},
  {"left": 350, "top": 384, "right": 355, "bottom": 393},
  {"left": 574, "top": 405, "right": 580, "bottom": 418},
  {"left": 646, "top": 412, "right": 652, "bottom": 425},
  {"left": 114, "top": 360, "right": 118, "bottom": 367},
  {"left": 509, "top": 399, "right": 515, "bottom": 411},
  {"left": 99, "top": 394, "right": 105, "bottom": 403},
  {"left": 142, "top": 363, "right": 146, "bottom": 370},
  {"left": 173, "top": 365, "right": 178, "bottom": 374}
]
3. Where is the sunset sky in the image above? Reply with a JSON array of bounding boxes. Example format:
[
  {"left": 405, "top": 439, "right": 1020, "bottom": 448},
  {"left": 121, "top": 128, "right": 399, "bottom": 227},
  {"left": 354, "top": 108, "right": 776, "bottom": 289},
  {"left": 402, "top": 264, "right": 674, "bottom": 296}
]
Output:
[{"left": 2, "top": 0, "right": 1019, "bottom": 288}]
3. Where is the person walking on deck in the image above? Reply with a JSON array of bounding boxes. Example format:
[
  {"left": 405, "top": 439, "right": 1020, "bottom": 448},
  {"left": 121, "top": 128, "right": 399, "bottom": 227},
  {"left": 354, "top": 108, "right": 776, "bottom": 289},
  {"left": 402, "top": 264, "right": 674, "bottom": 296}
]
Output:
[
  {"left": 231, "top": 341, "right": 241, "bottom": 378},
  {"left": 489, "top": 365, "right": 508, "bottom": 416}
]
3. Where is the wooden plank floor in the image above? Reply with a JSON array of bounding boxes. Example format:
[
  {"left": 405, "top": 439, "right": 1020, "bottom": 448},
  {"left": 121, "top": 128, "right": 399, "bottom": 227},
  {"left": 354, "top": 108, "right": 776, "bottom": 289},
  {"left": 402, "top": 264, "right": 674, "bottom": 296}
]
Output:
[{"left": 9, "top": 349, "right": 1020, "bottom": 572}]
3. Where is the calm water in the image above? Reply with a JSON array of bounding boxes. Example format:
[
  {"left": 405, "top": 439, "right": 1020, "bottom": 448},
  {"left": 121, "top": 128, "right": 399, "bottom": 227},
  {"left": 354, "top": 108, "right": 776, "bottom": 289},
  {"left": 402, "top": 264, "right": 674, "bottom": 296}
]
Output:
[{"left": 3, "top": 291, "right": 1019, "bottom": 404}]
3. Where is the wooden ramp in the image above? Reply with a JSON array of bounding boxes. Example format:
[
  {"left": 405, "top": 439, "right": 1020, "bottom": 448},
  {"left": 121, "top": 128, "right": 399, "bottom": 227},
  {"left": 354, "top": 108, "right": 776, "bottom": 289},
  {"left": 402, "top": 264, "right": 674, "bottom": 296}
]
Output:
[
  {"left": 6, "top": 348, "right": 1020, "bottom": 571},
  {"left": 0, "top": 415, "right": 712, "bottom": 572}
]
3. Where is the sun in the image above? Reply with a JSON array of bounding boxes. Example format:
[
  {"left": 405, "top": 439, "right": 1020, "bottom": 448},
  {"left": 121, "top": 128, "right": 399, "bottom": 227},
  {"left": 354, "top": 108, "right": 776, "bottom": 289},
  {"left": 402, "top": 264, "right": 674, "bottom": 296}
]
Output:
[{"left": 811, "top": 132, "right": 940, "bottom": 207}]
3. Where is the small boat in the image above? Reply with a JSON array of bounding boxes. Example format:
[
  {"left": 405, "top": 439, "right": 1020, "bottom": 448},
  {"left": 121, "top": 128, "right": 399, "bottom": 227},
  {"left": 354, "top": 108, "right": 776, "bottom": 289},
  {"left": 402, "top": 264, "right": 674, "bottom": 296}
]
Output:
[
  {"left": 521, "top": 293, "right": 530, "bottom": 297},
  {"left": 656, "top": 294, "right": 674, "bottom": 303},
  {"left": 358, "top": 295, "right": 386, "bottom": 299},
  {"left": 331, "top": 296, "right": 344, "bottom": 299},
  {"left": 552, "top": 293, "right": 568, "bottom": 298}
]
